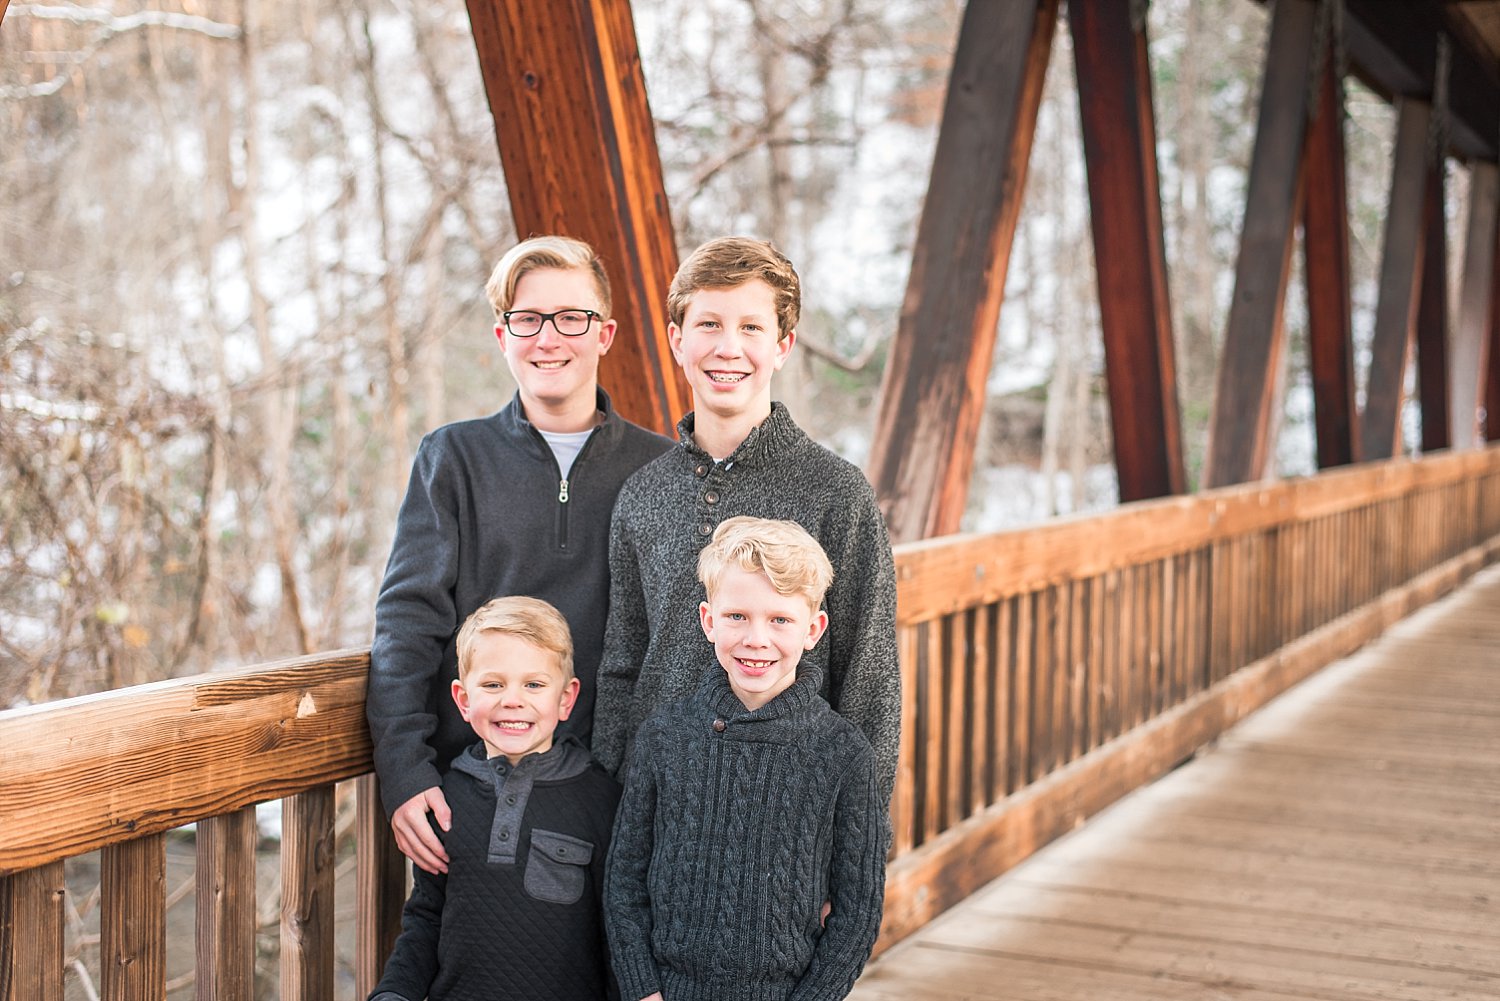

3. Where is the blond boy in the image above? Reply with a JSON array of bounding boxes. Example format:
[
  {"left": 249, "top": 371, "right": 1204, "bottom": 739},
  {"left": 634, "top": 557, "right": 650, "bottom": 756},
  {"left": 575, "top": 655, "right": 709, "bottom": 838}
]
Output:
[
  {"left": 604, "top": 517, "right": 885, "bottom": 1001},
  {"left": 371, "top": 596, "right": 621, "bottom": 1001},
  {"left": 594, "top": 237, "right": 900, "bottom": 807}
]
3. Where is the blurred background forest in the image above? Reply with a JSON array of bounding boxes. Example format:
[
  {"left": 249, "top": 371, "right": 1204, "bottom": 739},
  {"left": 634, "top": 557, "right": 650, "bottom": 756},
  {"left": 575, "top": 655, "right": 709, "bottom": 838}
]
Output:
[{"left": 0, "top": 0, "right": 1452, "bottom": 711}]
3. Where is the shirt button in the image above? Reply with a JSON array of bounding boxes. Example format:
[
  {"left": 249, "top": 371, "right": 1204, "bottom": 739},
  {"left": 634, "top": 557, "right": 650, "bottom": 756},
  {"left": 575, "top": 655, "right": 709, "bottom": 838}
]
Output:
[
  {"left": 695, "top": 464, "right": 708, "bottom": 477},
  {"left": 505, "top": 795, "right": 516, "bottom": 805},
  {"left": 712, "top": 719, "right": 727, "bottom": 733},
  {"left": 499, "top": 830, "right": 510, "bottom": 841},
  {"left": 557, "top": 846, "right": 568, "bottom": 856},
  {"left": 699, "top": 523, "right": 712, "bottom": 536},
  {"left": 705, "top": 491, "right": 719, "bottom": 504}
]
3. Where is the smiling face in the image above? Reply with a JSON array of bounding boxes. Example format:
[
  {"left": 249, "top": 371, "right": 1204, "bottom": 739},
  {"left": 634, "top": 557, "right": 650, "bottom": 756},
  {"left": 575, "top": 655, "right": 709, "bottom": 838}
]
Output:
[
  {"left": 451, "top": 631, "right": 580, "bottom": 764},
  {"left": 496, "top": 266, "right": 617, "bottom": 432},
  {"left": 699, "top": 564, "right": 828, "bottom": 711},
  {"left": 669, "top": 279, "right": 794, "bottom": 427}
]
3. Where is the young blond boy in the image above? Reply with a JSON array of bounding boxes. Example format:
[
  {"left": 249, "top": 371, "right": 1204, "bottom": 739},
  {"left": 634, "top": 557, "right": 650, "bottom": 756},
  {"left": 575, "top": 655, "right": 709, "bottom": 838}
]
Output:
[
  {"left": 605, "top": 517, "right": 886, "bottom": 1001},
  {"left": 371, "top": 596, "right": 621, "bottom": 1001},
  {"left": 368, "top": 236, "right": 671, "bottom": 875},
  {"left": 593, "top": 237, "right": 900, "bottom": 807}
]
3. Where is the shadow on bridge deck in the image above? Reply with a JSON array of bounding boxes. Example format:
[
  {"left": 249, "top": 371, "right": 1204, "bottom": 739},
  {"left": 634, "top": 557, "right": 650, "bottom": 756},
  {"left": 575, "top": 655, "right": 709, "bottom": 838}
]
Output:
[{"left": 852, "top": 565, "right": 1500, "bottom": 1001}]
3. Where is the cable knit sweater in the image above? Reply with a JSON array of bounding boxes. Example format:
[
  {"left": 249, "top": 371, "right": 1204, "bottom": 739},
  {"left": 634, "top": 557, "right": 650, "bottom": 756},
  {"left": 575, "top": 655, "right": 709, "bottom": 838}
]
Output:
[
  {"left": 604, "top": 667, "right": 886, "bottom": 1001},
  {"left": 593, "top": 404, "right": 900, "bottom": 806}
]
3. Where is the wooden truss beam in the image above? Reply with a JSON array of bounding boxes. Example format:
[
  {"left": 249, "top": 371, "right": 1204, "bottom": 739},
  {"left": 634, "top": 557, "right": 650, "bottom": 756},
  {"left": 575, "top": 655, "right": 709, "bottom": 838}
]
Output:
[
  {"left": 1205, "top": 0, "right": 1320, "bottom": 488},
  {"left": 867, "top": 0, "right": 1059, "bottom": 543},
  {"left": 1489, "top": 240, "right": 1500, "bottom": 442},
  {"left": 1415, "top": 160, "right": 1450, "bottom": 453},
  {"left": 0, "top": 3, "right": 10, "bottom": 26},
  {"left": 1071, "top": 0, "right": 1185, "bottom": 501},
  {"left": 464, "top": 0, "right": 689, "bottom": 435},
  {"left": 1301, "top": 47, "right": 1360, "bottom": 469},
  {"left": 1452, "top": 164, "right": 1499, "bottom": 449},
  {"left": 1343, "top": 0, "right": 1500, "bottom": 163},
  {"left": 1361, "top": 98, "right": 1432, "bottom": 461}
]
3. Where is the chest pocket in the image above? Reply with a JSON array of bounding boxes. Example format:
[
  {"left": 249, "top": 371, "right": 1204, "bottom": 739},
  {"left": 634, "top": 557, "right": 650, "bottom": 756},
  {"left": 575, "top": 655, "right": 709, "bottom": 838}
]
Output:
[{"left": 524, "top": 829, "right": 594, "bottom": 905}]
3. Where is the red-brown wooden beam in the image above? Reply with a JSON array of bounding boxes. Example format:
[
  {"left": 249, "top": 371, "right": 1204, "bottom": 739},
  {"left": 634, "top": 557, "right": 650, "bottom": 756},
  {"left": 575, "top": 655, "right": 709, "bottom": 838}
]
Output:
[
  {"left": 1204, "top": 0, "right": 1320, "bottom": 488},
  {"left": 1451, "top": 163, "right": 1498, "bottom": 448},
  {"left": 1301, "top": 45, "right": 1360, "bottom": 469},
  {"left": 464, "top": 0, "right": 689, "bottom": 435},
  {"left": 0, "top": 3, "right": 10, "bottom": 26},
  {"left": 1415, "top": 160, "right": 1450, "bottom": 452},
  {"left": 1070, "top": 0, "right": 1185, "bottom": 501},
  {"left": 867, "top": 0, "right": 1059, "bottom": 542},
  {"left": 1361, "top": 98, "right": 1432, "bottom": 460},
  {"left": 1487, "top": 222, "right": 1500, "bottom": 442}
]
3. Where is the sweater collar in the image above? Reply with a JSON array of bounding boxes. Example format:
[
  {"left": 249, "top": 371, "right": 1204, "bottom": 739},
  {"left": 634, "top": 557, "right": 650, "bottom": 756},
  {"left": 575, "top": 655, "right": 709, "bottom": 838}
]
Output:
[
  {"left": 697, "top": 661, "right": 826, "bottom": 740},
  {"left": 452, "top": 734, "right": 593, "bottom": 785},
  {"left": 675, "top": 401, "right": 803, "bottom": 469},
  {"left": 500, "top": 387, "right": 616, "bottom": 446}
]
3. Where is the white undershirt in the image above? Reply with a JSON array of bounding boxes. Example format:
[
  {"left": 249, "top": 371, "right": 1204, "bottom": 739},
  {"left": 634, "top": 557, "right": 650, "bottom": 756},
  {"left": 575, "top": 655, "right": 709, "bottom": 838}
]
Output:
[{"left": 539, "top": 428, "right": 593, "bottom": 480}]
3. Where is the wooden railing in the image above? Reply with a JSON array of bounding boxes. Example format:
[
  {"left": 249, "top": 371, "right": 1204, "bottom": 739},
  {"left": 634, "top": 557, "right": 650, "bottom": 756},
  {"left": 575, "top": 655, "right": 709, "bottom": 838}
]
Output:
[{"left": 3, "top": 446, "right": 1499, "bottom": 998}]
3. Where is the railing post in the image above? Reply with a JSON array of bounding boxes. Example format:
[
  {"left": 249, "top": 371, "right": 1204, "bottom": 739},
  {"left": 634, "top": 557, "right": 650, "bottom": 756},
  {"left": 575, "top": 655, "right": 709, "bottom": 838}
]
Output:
[
  {"left": 101, "top": 834, "right": 166, "bottom": 1001},
  {"left": 356, "top": 773, "right": 406, "bottom": 997},
  {"left": 280, "top": 787, "right": 336, "bottom": 1001},
  {"left": 196, "top": 808, "right": 256, "bottom": 1001},
  {"left": 1, "top": 862, "right": 65, "bottom": 1001}
]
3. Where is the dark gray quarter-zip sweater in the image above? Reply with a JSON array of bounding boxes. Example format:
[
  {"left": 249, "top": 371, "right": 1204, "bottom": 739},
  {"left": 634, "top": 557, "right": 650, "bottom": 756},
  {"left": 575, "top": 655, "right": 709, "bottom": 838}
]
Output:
[{"left": 367, "top": 389, "right": 671, "bottom": 818}]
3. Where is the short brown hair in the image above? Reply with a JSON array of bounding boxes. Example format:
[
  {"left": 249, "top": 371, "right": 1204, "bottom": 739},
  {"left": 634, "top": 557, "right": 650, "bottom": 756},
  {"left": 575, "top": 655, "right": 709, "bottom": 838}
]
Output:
[
  {"left": 667, "top": 237, "right": 800, "bottom": 340},
  {"left": 455, "top": 596, "right": 574, "bottom": 681},
  {"left": 697, "top": 516, "right": 833, "bottom": 610},
  {"left": 484, "top": 236, "right": 612, "bottom": 319}
]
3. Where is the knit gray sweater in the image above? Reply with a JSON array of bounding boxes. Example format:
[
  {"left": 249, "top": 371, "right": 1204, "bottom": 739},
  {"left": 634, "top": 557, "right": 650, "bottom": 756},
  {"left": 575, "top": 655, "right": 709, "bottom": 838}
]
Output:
[
  {"left": 593, "top": 404, "right": 900, "bottom": 806},
  {"left": 604, "top": 667, "right": 886, "bottom": 1001}
]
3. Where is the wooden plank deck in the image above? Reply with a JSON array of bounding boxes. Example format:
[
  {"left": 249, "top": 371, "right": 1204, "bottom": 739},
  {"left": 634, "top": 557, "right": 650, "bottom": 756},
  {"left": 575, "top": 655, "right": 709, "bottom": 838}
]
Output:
[{"left": 852, "top": 563, "right": 1500, "bottom": 1001}]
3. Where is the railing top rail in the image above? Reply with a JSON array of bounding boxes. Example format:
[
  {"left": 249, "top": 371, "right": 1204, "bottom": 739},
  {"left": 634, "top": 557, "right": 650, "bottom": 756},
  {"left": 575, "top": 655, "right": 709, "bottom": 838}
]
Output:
[
  {"left": 0, "top": 649, "right": 371, "bottom": 875},
  {"left": 895, "top": 446, "right": 1500, "bottom": 623}
]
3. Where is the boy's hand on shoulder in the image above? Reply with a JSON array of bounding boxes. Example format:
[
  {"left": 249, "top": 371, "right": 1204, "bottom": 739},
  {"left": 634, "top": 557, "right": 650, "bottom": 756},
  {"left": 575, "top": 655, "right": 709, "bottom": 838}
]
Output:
[
  {"left": 392, "top": 786, "right": 452, "bottom": 874},
  {"left": 637, "top": 994, "right": 664, "bottom": 1001}
]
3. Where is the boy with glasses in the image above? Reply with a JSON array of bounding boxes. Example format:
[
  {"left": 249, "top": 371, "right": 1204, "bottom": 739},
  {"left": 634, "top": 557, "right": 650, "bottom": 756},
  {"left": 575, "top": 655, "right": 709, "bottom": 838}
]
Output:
[
  {"left": 368, "top": 235, "right": 672, "bottom": 875},
  {"left": 593, "top": 237, "right": 900, "bottom": 811}
]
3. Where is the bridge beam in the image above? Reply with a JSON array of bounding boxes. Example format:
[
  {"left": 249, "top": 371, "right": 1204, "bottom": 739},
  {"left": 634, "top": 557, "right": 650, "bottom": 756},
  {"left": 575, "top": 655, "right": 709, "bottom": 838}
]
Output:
[
  {"left": 1362, "top": 99, "right": 1432, "bottom": 461},
  {"left": 1071, "top": 0, "right": 1185, "bottom": 502},
  {"left": 464, "top": 0, "right": 689, "bottom": 435},
  {"left": 1302, "top": 46, "right": 1360, "bottom": 469},
  {"left": 1205, "top": 0, "right": 1320, "bottom": 488},
  {"left": 1453, "top": 164, "right": 1499, "bottom": 449},
  {"left": 1416, "top": 160, "right": 1451, "bottom": 453},
  {"left": 1343, "top": 0, "right": 1500, "bottom": 163},
  {"left": 1488, "top": 230, "right": 1500, "bottom": 442},
  {"left": 867, "top": 0, "right": 1059, "bottom": 542}
]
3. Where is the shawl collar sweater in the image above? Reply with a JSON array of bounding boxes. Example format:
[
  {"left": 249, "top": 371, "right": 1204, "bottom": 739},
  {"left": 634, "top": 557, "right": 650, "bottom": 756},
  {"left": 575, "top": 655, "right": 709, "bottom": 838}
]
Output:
[
  {"left": 604, "top": 667, "right": 885, "bottom": 1001},
  {"left": 367, "top": 389, "right": 672, "bottom": 817},
  {"left": 593, "top": 403, "right": 900, "bottom": 805}
]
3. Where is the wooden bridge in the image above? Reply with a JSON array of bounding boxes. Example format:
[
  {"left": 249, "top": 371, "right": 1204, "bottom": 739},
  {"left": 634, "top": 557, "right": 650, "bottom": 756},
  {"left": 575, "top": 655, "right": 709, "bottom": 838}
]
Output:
[
  {"left": 853, "top": 557, "right": 1500, "bottom": 1001},
  {"left": 2, "top": 446, "right": 1497, "bottom": 999}
]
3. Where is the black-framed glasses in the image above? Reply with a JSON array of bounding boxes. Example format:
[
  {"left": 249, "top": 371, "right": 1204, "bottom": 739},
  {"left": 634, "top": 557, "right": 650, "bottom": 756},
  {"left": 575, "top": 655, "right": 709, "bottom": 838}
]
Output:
[{"left": 501, "top": 309, "right": 601, "bottom": 338}]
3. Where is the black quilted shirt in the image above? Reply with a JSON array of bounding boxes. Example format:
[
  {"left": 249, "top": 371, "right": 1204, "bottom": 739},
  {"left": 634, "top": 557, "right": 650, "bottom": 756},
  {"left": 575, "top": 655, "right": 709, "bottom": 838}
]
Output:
[{"left": 370, "top": 739, "right": 622, "bottom": 1001}]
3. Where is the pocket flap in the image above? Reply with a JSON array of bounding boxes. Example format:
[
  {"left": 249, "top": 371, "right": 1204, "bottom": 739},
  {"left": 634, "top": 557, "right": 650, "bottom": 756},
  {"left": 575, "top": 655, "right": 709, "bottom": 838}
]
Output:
[{"left": 529, "top": 829, "right": 593, "bottom": 866}]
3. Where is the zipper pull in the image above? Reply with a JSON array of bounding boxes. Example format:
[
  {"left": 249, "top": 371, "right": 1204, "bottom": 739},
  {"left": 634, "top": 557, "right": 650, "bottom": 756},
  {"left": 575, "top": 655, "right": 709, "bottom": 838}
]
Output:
[{"left": 558, "top": 478, "right": 569, "bottom": 503}]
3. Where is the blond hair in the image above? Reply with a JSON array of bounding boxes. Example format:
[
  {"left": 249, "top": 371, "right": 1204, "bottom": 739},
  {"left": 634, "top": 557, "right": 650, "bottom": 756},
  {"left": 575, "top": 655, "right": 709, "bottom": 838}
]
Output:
[
  {"left": 697, "top": 516, "right": 833, "bottom": 610},
  {"left": 667, "top": 237, "right": 800, "bottom": 340},
  {"left": 484, "top": 236, "right": 612, "bottom": 319},
  {"left": 455, "top": 596, "right": 574, "bottom": 681}
]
